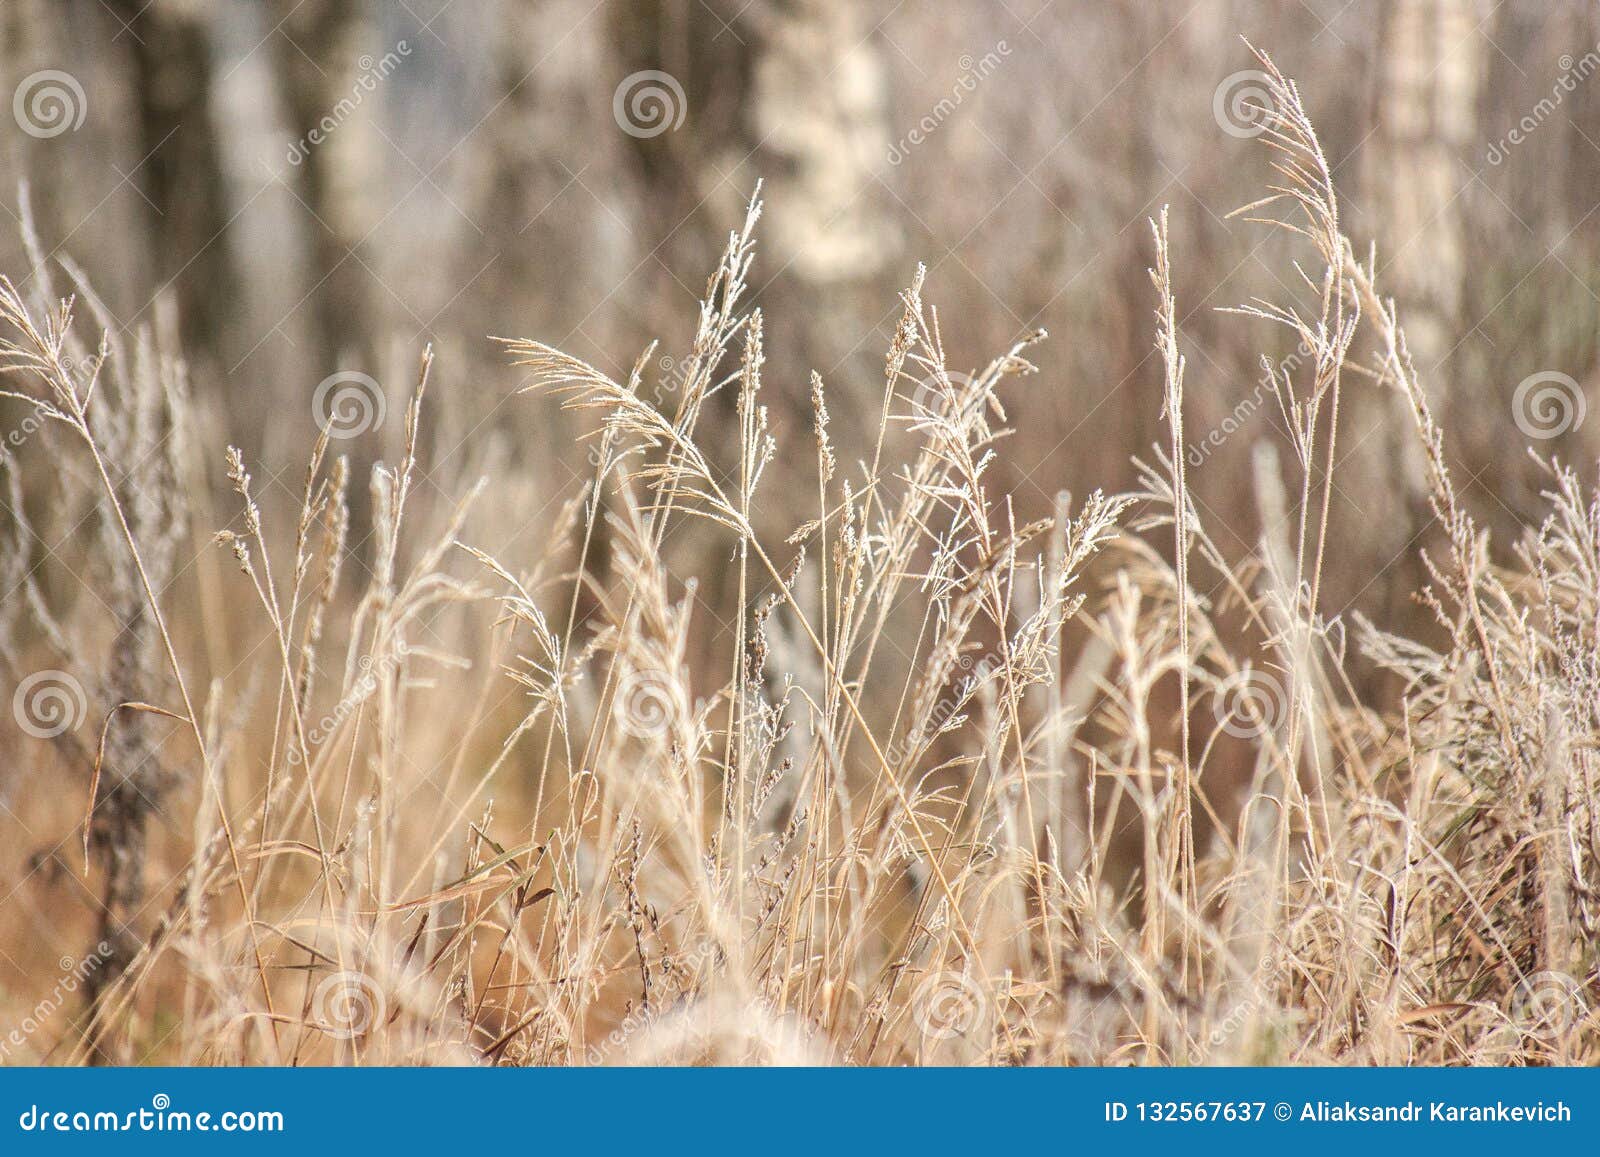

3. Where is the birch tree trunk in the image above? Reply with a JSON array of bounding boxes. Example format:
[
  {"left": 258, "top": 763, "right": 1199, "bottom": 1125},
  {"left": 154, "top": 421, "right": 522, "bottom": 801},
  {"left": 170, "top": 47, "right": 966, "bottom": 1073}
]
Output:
[
  {"left": 1340, "top": 0, "right": 1485, "bottom": 624},
  {"left": 1366, "top": 0, "right": 1485, "bottom": 384},
  {"left": 105, "top": 0, "right": 238, "bottom": 367},
  {"left": 611, "top": 0, "right": 900, "bottom": 381}
]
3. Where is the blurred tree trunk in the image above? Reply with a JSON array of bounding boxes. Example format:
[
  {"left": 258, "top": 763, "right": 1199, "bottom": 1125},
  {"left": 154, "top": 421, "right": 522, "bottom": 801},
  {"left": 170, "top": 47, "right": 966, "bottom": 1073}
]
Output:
[
  {"left": 271, "top": 0, "right": 378, "bottom": 379},
  {"left": 730, "top": 2, "right": 901, "bottom": 287},
  {"left": 0, "top": 0, "right": 66, "bottom": 243},
  {"left": 610, "top": 0, "right": 900, "bottom": 391},
  {"left": 104, "top": 0, "right": 238, "bottom": 368},
  {"left": 606, "top": 0, "right": 900, "bottom": 684},
  {"left": 467, "top": 0, "right": 644, "bottom": 624},
  {"left": 734, "top": 0, "right": 901, "bottom": 387},
  {"left": 1340, "top": 0, "right": 1485, "bottom": 626},
  {"left": 1366, "top": 0, "right": 1485, "bottom": 384},
  {"left": 471, "top": 0, "right": 638, "bottom": 358}
]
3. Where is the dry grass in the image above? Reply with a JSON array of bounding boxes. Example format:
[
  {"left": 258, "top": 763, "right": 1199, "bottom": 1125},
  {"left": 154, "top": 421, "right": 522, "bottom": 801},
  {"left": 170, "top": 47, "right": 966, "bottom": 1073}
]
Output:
[{"left": 0, "top": 52, "right": 1595, "bottom": 1066}]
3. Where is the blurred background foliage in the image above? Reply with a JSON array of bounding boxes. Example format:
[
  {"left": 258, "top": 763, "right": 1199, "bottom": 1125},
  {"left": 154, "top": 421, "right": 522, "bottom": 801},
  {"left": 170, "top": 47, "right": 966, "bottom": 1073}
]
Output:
[{"left": 4, "top": 0, "right": 1600, "bottom": 630}]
